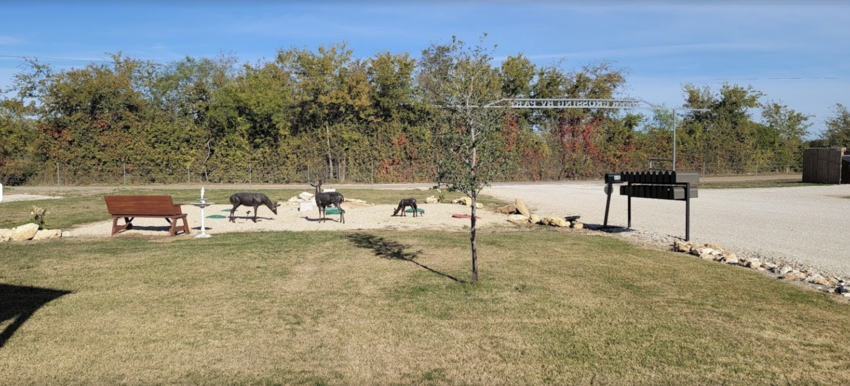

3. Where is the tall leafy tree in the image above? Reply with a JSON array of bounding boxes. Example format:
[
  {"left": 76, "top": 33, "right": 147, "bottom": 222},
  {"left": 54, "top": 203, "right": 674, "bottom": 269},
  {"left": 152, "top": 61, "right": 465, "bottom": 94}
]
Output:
[
  {"left": 823, "top": 103, "right": 850, "bottom": 148},
  {"left": 419, "top": 35, "right": 507, "bottom": 284},
  {"left": 761, "top": 101, "right": 812, "bottom": 171},
  {"left": 292, "top": 43, "right": 364, "bottom": 182},
  {"left": 681, "top": 83, "right": 763, "bottom": 173},
  {"left": 0, "top": 98, "right": 38, "bottom": 184}
]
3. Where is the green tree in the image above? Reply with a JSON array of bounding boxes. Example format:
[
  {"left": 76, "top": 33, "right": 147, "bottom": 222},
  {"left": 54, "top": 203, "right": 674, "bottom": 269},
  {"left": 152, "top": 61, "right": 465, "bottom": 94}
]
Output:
[
  {"left": 761, "top": 101, "right": 812, "bottom": 171},
  {"left": 419, "top": 35, "right": 507, "bottom": 284},
  {"left": 681, "top": 83, "right": 764, "bottom": 173},
  {"left": 823, "top": 103, "right": 850, "bottom": 148},
  {"left": 287, "top": 43, "right": 372, "bottom": 181},
  {"left": 0, "top": 98, "right": 38, "bottom": 184}
]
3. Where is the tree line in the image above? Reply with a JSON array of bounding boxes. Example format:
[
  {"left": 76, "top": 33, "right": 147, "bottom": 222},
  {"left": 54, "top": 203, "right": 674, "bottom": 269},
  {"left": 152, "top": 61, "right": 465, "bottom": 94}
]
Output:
[{"left": 1, "top": 39, "right": 848, "bottom": 186}]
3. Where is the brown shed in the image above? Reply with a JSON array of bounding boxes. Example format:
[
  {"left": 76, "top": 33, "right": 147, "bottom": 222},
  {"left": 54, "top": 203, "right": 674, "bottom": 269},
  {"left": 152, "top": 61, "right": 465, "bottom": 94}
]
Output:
[{"left": 802, "top": 147, "right": 847, "bottom": 184}]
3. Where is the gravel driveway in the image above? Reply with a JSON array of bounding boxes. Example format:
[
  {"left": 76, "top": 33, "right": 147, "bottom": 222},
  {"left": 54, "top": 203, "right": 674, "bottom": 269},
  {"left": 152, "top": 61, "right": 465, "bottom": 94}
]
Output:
[{"left": 483, "top": 182, "right": 850, "bottom": 277}]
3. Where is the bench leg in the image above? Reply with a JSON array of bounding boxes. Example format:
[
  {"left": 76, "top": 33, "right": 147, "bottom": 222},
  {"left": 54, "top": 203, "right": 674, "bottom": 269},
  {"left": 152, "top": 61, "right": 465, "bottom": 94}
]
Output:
[
  {"left": 111, "top": 216, "right": 134, "bottom": 235},
  {"left": 166, "top": 216, "right": 190, "bottom": 236},
  {"left": 179, "top": 216, "right": 190, "bottom": 235}
]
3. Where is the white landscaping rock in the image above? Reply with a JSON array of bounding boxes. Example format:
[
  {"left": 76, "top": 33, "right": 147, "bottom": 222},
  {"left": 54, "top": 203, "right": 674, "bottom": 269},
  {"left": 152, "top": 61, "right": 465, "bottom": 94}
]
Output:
[
  {"left": 298, "top": 192, "right": 314, "bottom": 200},
  {"left": 11, "top": 223, "right": 40, "bottom": 241},
  {"left": 32, "top": 229, "right": 62, "bottom": 240},
  {"left": 507, "top": 214, "right": 529, "bottom": 224}
]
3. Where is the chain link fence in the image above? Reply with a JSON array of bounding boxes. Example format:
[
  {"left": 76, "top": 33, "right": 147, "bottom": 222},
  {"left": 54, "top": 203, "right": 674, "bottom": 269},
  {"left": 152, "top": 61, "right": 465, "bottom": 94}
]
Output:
[{"left": 9, "top": 158, "right": 800, "bottom": 189}]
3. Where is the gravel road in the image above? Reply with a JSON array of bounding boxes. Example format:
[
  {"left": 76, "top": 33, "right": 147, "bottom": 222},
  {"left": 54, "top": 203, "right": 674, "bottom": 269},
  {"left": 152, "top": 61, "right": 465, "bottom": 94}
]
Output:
[{"left": 483, "top": 182, "right": 850, "bottom": 277}]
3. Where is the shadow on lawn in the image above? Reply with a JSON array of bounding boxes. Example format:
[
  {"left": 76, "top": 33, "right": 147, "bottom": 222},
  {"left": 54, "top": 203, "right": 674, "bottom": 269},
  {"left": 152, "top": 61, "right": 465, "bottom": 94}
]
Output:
[
  {"left": 346, "top": 233, "right": 467, "bottom": 283},
  {"left": 0, "top": 284, "right": 71, "bottom": 349}
]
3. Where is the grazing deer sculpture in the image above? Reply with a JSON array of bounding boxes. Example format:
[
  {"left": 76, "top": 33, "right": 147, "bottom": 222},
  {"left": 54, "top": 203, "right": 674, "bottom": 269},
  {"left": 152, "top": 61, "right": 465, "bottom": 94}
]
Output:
[
  {"left": 229, "top": 193, "right": 280, "bottom": 223},
  {"left": 392, "top": 198, "right": 419, "bottom": 217},
  {"left": 309, "top": 180, "right": 345, "bottom": 223}
]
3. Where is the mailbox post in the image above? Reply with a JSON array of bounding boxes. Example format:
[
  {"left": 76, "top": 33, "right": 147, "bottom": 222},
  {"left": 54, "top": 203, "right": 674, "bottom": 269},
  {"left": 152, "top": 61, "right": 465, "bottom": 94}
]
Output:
[{"left": 603, "top": 173, "right": 624, "bottom": 227}]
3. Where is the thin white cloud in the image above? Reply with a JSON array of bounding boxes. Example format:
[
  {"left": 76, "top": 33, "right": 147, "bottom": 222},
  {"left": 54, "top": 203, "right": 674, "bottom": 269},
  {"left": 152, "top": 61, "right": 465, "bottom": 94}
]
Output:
[
  {"left": 519, "top": 41, "right": 783, "bottom": 62},
  {"left": 0, "top": 36, "right": 20, "bottom": 45}
]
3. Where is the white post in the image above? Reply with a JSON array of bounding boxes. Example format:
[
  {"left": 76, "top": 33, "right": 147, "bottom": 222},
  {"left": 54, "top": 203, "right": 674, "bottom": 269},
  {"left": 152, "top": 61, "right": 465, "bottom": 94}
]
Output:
[{"left": 195, "top": 186, "right": 211, "bottom": 238}]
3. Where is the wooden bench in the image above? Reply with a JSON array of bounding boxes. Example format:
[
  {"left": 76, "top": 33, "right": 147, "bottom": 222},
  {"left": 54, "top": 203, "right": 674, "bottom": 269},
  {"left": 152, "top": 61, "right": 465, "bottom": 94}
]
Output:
[{"left": 104, "top": 195, "right": 190, "bottom": 236}]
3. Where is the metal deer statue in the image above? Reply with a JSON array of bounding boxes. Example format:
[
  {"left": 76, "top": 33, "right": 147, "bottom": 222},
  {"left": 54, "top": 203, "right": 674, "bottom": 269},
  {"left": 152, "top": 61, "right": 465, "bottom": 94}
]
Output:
[
  {"left": 309, "top": 180, "right": 345, "bottom": 224},
  {"left": 228, "top": 193, "right": 280, "bottom": 223},
  {"left": 392, "top": 198, "right": 419, "bottom": 217}
]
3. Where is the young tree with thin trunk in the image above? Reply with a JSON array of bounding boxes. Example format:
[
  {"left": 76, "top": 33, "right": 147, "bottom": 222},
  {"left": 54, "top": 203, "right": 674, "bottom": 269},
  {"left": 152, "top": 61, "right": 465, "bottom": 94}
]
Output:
[{"left": 419, "top": 35, "right": 507, "bottom": 284}]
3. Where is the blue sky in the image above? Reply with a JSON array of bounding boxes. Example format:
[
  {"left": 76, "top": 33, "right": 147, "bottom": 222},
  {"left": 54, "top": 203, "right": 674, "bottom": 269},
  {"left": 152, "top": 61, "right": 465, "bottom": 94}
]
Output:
[{"left": 1, "top": 1, "right": 848, "bottom": 137}]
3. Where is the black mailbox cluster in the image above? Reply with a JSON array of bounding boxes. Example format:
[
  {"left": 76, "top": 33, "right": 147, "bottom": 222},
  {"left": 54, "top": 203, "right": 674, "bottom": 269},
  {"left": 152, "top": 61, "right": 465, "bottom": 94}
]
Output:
[
  {"left": 619, "top": 170, "right": 699, "bottom": 184},
  {"left": 618, "top": 170, "right": 699, "bottom": 201},
  {"left": 606, "top": 169, "right": 699, "bottom": 241}
]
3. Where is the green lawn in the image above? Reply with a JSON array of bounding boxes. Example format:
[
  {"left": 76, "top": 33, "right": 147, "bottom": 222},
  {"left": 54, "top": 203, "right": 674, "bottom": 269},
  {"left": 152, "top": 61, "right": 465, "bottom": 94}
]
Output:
[{"left": 2, "top": 228, "right": 849, "bottom": 385}]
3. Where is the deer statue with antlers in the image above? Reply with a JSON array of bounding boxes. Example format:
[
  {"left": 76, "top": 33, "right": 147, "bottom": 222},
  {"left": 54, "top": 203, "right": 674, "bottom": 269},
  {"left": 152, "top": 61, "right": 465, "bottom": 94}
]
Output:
[{"left": 309, "top": 180, "right": 345, "bottom": 224}]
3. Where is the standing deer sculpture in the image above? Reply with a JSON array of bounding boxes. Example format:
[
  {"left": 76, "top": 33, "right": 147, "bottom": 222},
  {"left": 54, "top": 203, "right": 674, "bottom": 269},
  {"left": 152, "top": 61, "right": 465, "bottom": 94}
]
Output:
[
  {"left": 392, "top": 198, "right": 419, "bottom": 217},
  {"left": 229, "top": 193, "right": 280, "bottom": 223},
  {"left": 309, "top": 180, "right": 345, "bottom": 223}
]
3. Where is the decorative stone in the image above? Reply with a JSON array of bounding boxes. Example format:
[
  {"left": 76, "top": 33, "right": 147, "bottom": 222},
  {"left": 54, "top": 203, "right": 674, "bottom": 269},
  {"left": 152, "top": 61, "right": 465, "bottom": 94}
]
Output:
[
  {"left": 0, "top": 229, "right": 12, "bottom": 242},
  {"left": 674, "top": 241, "right": 691, "bottom": 253},
  {"left": 514, "top": 199, "right": 531, "bottom": 217},
  {"left": 61, "top": 231, "right": 71, "bottom": 238},
  {"left": 298, "top": 192, "right": 314, "bottom": 200},
  {"left": 704, "top": 243, "right": 724, "bottom": 252},
  {"left": 780, "top": 273, "right": 798, "bottom": 281},
  {"left": 453, "top": 197, "right": 472, "bottom": 206},
  {"left": 425, "top": 196, "right": 439, "bottom": 204},
  {"left": 570, "top": 221, "right": 584, "bottom": 229},
  {"left": 495, "top": 204, "right": 516, "bottom": 214},
  {"left": 11, "top": 223, "right": 39, "bottom": 241},
  {"left": 32, "top": 229, "right": 61, "bottom": 240},
  {"left": 529, "top": 214, "right": 541, "bottom": 224},
  {"left": 507, "top": 214, "right": 529, "bottom": 224},
  {"left": 475, "top": 203, "right": 483, "bottom": 209},
  {"left": 539, "top": 217, "right": 567, "bottom": 227}
]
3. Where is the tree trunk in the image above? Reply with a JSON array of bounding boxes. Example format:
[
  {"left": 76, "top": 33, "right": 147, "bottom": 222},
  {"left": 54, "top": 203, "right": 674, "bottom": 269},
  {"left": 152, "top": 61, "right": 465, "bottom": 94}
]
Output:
[
  {"left": 470, "top": 191, "right": 478, "bottom": 284},
  {"left": 325, "top": 123, "right": 334, "bottom": 179}
]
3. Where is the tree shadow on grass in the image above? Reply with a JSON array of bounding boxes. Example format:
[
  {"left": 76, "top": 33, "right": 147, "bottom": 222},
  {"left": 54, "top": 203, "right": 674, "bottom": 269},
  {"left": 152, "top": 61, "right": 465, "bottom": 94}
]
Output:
[
  {"left": 0, "top": 284, "right": 71, "bottom": 349},
  {"left": 345, "top": 233, "right": 467, "bottom": 283}
]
